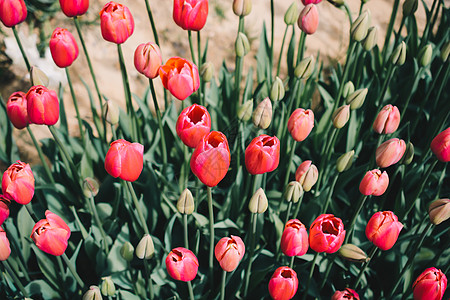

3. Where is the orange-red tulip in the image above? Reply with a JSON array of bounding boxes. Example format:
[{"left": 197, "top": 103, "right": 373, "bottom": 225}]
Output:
[
  {"left": 413, "top": 267, "right": 447, "bottom": 300},
  {"left": 359, "top": 169, "right": 389, "bottom": 196},
  {"left": 59, "top": 0, "right": 89, "bottom": 17},
  {"left": 50, "top": 27, "right": 79, "bottom": 68},
  {"left": 165, "top": 247, "right": 199, "bottom": 282},
  {"left": 331, "top": 288, "right": 360, "bottom": 300},
  {"left": 430, "top": 127, "right": 450, "bottom": 162},
  {"left": 99, "top": 2, "right": 134, "bottom": 44},
  {"left": 6, "top": 91, "right": 29, "bottom": 129},
  {"left": 26, "top": 85, "right": 59, "bottom": 126},
  {"left": 2, "top": 161, "right": 35, "bottom": 205},
  {"left": 281, "top": 219, "right": 309, "bottom": 257},
  {"left": 0, "top": 0, "right": 27, "bottom": 27},
  {"left": 159, "top": 57, "right": 200, "bottom": 100},
  {"left": 176, "top": 104, "right": 211, "bottom": 148},
  {"left": 215, "top": 235, "right": 245, "bottom": 272},
  {"left": 287, "top": 108, "right": 314, "bottom": 142},
  {"left": 268, "top": 266, "right": 298, "bottom": 300},
  {"left": 245, "top": 135, "right": 280, "bottom": 175},
  {"left": 104, "top": 139, "right": 144, "bottom": 182},
  {"left": 373, "top": 105, "right": 400, "bottom": 134},
  {"left": 173, "top": 0, "right": 208, "bottom": 31},
  {"left": 375, "top": 138, "right": 406, "bottom": 168},
  {"left": 0, "top": 227, "right": 11, "bottom": 261},
  {"left": 365, "top": 211, "right": 403, "bottom": 251},
  {"left": 309, "top": 214, "right": 345, "bottom": 254},
  {"left": 134, "top": 42, "right": 162, "bottom": 79}
]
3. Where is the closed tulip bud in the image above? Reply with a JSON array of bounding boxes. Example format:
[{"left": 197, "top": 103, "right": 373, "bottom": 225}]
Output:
[
  {"left": 338, "top": 243, "right": 368, "bottom": 263},
  {"left": 284, "top": 181, "right": 303, "bottom": 204},
  {"left": 176, "top": 104, "right": 211, "bottom": 148},
  {"left": 190, "top": 131, "right": 230, "bottom": 187},
  {"left": 26, "top": 85, "right": 59, "bottom": 126},
  {"left": 440, "top": 41, "right": 450, "bottom": 62},
  {"left": 238, "top": 99, "right": 253, "bottom": 121},
  {"left": 102, "top": 99, "right": 120, "bottom": 125},
  {"left": 342, "top": 81, "right": 355, "bottom": 99},
  {"left": 418, "top": 44, "right": 433, "bottom": 67},
  {"left": 252, "top": 97, "right": 272, "bottom": 129},
  {"left": 346, "top": 88, "right": 368, "bottom": 110},
  {"left": 50, "top": 27, "right": 79, "bottom": 68},
  {"left": 159, "top": 57, "right": 200, "bottom": 101},
  {"left": 100, "top": 2, "right": 134, "bottom": 44},
  {"left": 105, "top": 139, "right": 144, "bottom": 182},
  {"left": 135, "top": 234, "right": 155, "bottom": 260},
  {"left": 215, "top": 235, "right": 245, "bottom": 272},
  {"left": 332, "top": 105, "right": 350, "bottom": 128},
  {"left": 366, "top": 211, "right": 403, "bottom": 250},
  {"left": 298, "top": 4, "right": 319, "bottom": 35},
  {"left": 270, "top": 77, "right": 285, "bottom": 101},
  {"left": 30, "top": 66, "right": 50, "bottom": 87},
  {"left": 376, "top": 138, "right": 406, "bottom": 168},
  {"left": 82, "top": 286, "right": 102, "bottom": 300},
  {"left": 177, "top": 188, "right": 195, "bottom": 215},
  {"left": 120, "top": 242, "right": 134, "bottom": 262},
  {"left": 0, "top": 227, "right": 11, "bottom": 261},
  {"left": 284, "top": 2, "right": 299, "bottom": 26},
  {"left": 295, "top": 160, "right": 318, "bottom": 192},
  {"left": 59, "top": 0, "right": 89, "bottom": 18},
  {"left": 30, "top": 210, "right": 71, "bottom": 256},
  {"left": 281, "top": 219, "right": 309, "bottom": 257},
  {"left": 82, "top": 177, "right": 100, "bottom": 198},
  {"left": 390, "top": 41, "right": 407, "bottom": 66},
  {"left": 6, "top": 91, "right": 29, "bottom": 129},
  {"left": 402, "top": 0, "right": 418, "bottom": 16},
  {"left": 0, "top": 196, "right": 10, "bottom": 226},
  {"left": 327, "top": 0, "right": 344, "bottom": 7},
  {"left": 373, "top": 104, "right": 401, "bottom": 134},
  {"left": 428, "top": 199, "right": 450, "bottom": 225},
  {"left": 101, "top": 276, "right": 116, "bottom": 297},
  {"left": 134, "top": 42, "right": 162, "bottom": 79},
  {"left": 249, "top": 188, "right": 268, "bottom": 214},
  {"left": 165, "top": 247, "right": 199, "bottom": 281},
  {"left": 2, "top": 161, "right": 35, "bottom": 205},
  {"left": 430, "top": 127, "right": 450, "bottom": 162},
  {"left": 351, "top": 10, "right": 371, "bottom": 42},
  {"left": 233, "top": 0, "right": 252, "bottom": 17},
  {"left": 173, "top": 0, "right": 208, "bottom": 31},
  {"left": 294, "top": 55, "right": 315, "bottom": 79},
  {"left": 359, "top": 169, "right": 389, "bottom": 196},
  {"left": 268, "top": 266, "right": 299, "bottom": 300},
  {"left": 245, "top": 135, "right": 280, "bottom": 175},
  {"left": 413, "top": 267, "right": 447, "bottom": 300},
  {"left": 309, "top": 214, "right": 346, "bottom": 254},
  {"left": 200, "top": 62, "right": 214, "bottom": 82},
  {"left": 362, "top": 26, "right": 378, "bottom": 51},
  {"left": 332, "top": 288, "right": 360, "bottom": 300},
  {"left": 336, "top": 150, "right": 355, "bottom": 173},
  {"left": 0, "top": 0, "right": 27, "bottom": 27},
  {"left": 400, "top": 142, "right": 414, "bottom": 165},
  {"left": 236, "top": 32, "right": 250, "bottom": 57},
  {"left": 287, "top": 108, "right": 314, "bottom": 141}
]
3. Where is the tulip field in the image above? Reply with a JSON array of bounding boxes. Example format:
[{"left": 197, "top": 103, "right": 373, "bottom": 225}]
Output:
[{"left": 1, "top": 0, "right": 449, "bottom": 299}]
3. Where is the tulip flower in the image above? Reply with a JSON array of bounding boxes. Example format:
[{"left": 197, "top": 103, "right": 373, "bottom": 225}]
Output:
[
  {"left": 2, "top": 161, "right": 35, "bottom": 205},
  {"left": 190, "top": 131, "right": 230, "bottom": 187},
  {"left": 365, "top": 211, "right": 403, "bottom": 251},
  {"left": 268, "top": 266, "right": 298, "bottom": 300},
  {"left": 165, "top": 247, "right": 199, "bottom": 282},
  {"left": 0, "top": 227, "right": 11, "bottom": 261},
  {"left": 0, "top": 0, "right": 27, "bottom": 27},
  {"left": 134, "top": 42, "right": 162, "bottom": 79},
  {"left": 99, "top": 2, "right": 134, "bottom": 44},
  {"left": 173, "top": 0, "right": 208, "bottom": 31},
  {"left": 373, "top": 104, "right": 401, "bottom": 134},
  {"left": 331, "top": 288, "right": 360, "bottom": 300},
  {"left": 412, "top": 267, "right": 447, "bottom": 300},
  {"left": 295, "top": 160, "right": 318, "bottom": 192},
  {"left": 287, "top": 108, "right": 314, "bottom": 142},
  {"left": 430, "top": 127, "right": 450, "bottom": 162},
  {"left": 104, "top": 139, "right": 144, "bottom": 182},
  {"left": 302, "top": 0, "right": 322, "bottom": 4},
  {"left": 59, "top": 0, "right": 89, "bottom": 17},
  {"left": 309, "top": 214, "right": 346, "bottom": 254},
  {"left": 359, "top": 169, "right": 389, "bottom": 196},
  {"left": 375, "top": 138, "right": 406, "bottom": 168},
  {"left": 233, "top": 0, "right": 252, "bottom": 17},
  {"left": 428, "top": 198, "right": 450, "bottom": 226},
  {"left": 298, "top": 4, "right": 319, "bottom": 35},
  {"left": 215, "top": 235, "right": 245, "bottom": 272},
  {"left": 50, "top": 27, "right": 79, "bottom": 68},
  {"left": 176, "top": 104, "right": 211, "bottom": 148},
  {"left": 245, "top": 135, "right": 280, "bottom": 175},
  {"left": 26, "top": 85, "right": 59, "bottom": 126},
  {"left": 159, "top": 57, "right": 200, "bottom": 100},
  {"left": 0, "top": 196, "right": 11, "bottom": 226},
  {"left": 252, "top": 97, "right": 272, "bottom": 129},
  {"left": 280, "top": 219, "right": 309, "bottom": 257},
  {"left": 6, "top": 91, "right": 29, "bottom": 129},
  {"left": 332, "top": 105, "right": 350, "bottom": 129},
  {"left": 30, "top": 210, "right": 71, "bottom": 256}
]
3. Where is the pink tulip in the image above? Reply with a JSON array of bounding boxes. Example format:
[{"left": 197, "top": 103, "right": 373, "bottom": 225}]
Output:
[
  {"left": 0, "top": 196, "right": 11, "bottom": 226},
  {"left": 430, "top": 127, "right": 450, "bottom": 162},
  {"left": 215, "top": 235, "right": 245, "bottom": 272},
  {"left": 159, "top": 57, "right": 200, "bottom": 100},
  {"left": 298, "top": 4, "right": 319, "bottom": 35},
  {"left": 173, "top": 0, "right": 208, "bottom": 31},
  {"left": 281, "top": 219, "right": 309, "bottom": 257},
  {"left": 373, "top": 105, "right": 400, "bottom": 134},
  {"left": 165, "top": 247, "right": 199, "bottom": 282},
  {"left": 134, "top": 42, "right": 162, "bottom": 79},
  {"left": 6, "top": 91, "right": 29, "bottom": 129},
  {"left": 0, "top": 0, "right": 27, "bottom": 27},
  {"left": 359, "top": 169, "right": 389, "bottom": 196},
  {"left": 295, "top": 160, "right": 318, "bottom": 192},
  {"left": 104, "top": 139, "right": 144, "bottom": 182},
  {"left": 245, "top": 135, "right": 280, "bottom": 175},
  {"left": 268, "top": 266, "right": 298, "bottom": 300},
  {"left": 59, "top": 0, "right": 89, "bottom": 17},
  {"left": 0, "top": 227, "right": 11, "bottom": 261},
  {"left": 26, "top": 85, "right": 59, "bottom": 126},
  {"left": 99, "top": 2, "right": 134, "bottom": 44},
  {"left": 287, "top": 108, "right": 314, "bottom": 142},
  {"left": 376, "top": 138, "right": 406, "bottom": 168},
  {"left": 365, "top": 211, "right": 403, "bottom": 251},
  {"left": 176, "top": 104, "right": 211, "bottom": 148},
  {"left": 309, "top": 214, "right": 345, "bottom": 254},
  {"left": 49, "top": 27, "right": 79, "bottom": 68},
  {"left": 413, "top": 267, "right": 447, "bottom": 300},
  {"left": 2, "top": 161, "right": 35, "bottom": 205},
  {"left": 331, "top": 288, "right": 360, "bottom": 300}
]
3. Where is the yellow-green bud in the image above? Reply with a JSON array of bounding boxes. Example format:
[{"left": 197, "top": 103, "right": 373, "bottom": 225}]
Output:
[
  {"left": 135, "top": 234, "right": 155, "bottom": 260},
  {"left": 332, "top": 105, "right": 350, "bottom": 129},
  {"left": 418, "top": 44, "right": 433, "bottom": 67},
  {"left": 428, "top": 199, "right": 450, "bottom": 225},
  {"left": 362, "top": 26, "right": 378, "bottom": 51},
  {"left": 270, "top": 77, "right": 285, "bottom": 101},
  {"left": 82, "top": 286, "right": 102, "bottom": 300},
  {"left": 233, "top": 0, "right": 252, "bottom": 17},
  {"left": 252, "top": 97, "right": 272, "bottom": 129},
  {"left": 403, "top": 0, "right": 418, "bottom": 16},
  {"left": 338, "top": 244, "right": 369, "bottom": 263},
  {"left": 103, "top": 100, "right": 120, "bottom": 125},
  {"left": 101, "top": 276, "right": 116, "bottom": 297},
  {"left": 284, "top": 181, "right": 303, "bottom": 203},
  {"left": 346, "top": 88, "right": 368, "bottom": 110},
  {"left": 248, "top": 188, "right": 268, "bottom": 214},
  {"left": 236, "top": 32, "right": 250, "bottom": 57},
  {"left": 284, "top": 2, "right": 300, "bottom": 25},
  {"left": 177, "top": 188, "right": 195, "bottom": 215},
  {"left": 440, "top": 41, "right": 450, "bottom": 62},
  {"left": 351, "top": 10, "right": 371, "bottom": 42},
  {"left": 400, "top": 142, "right": 414, "bottom": 165},
  {"left": 30, "top": 66, "right": 50, "bottom": 87},
  {"left": 342, "top": 81, "right": 355, "bottom": 99},
  {"left": 200, "top": 62, "right": 214, "bottom": 82},
  {"left": 294, "top": 55, "right": 315, "bottom": 79},
  {"left": 336, "top": 150, "right": 355, "bottom": 173},
  {"left": 82, "top": 177, "right": 100, "bottom": 198},
  {"left": 238, "top": 99, "right": 254, "bottom": 121},
  {"left": 391, "top": 41, "right": 407, "bottom": 66},
  {"left": 327, "top": 0, "right": 345, "bottom": 7},
  {"left": 120, "top": 242, "right": 134, "bottom": 262}
]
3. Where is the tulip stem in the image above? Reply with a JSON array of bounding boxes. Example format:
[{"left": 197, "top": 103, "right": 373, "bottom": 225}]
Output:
[
  {"left": 88, "top": 195, "right": 109, "bottom": 254},
  {"left": 296, "top": 31, "right": 306, "bottom": 65},
  {"left": 373, "top": 63, "right": 395, "bottom": 109},
  {"left": 12, "top": 26, "right": 31, "bottom": 71},
  {"left": 276, "top": 25, "right": 290, "bottom": 77},
  {"left": 381, "top": 0, "right": 400, "bottom": 64},
  {"left": 321, "top": 174, "right": 339, "bottom": 213},
  {"left": 144, "top": 260, "right": 155, "bottom": 300},
  {"left": 319, "top": 254, "right": 337, "bottom": 289},
  {"left": 126, "top": 181, "right": 150, "bottom": 235},
  {"left": 354, "top": 246, "right": 378, "bottom": 289},
  {"left": 26, "top": 126, "right": 55, "bottom": 184},
  {"left": 284, "top": 201, "right": 293, "bottom": 225},
  {"left": 65, "top": 68, "right": 85, "bottom": 144},
  {"left": 183, "top": 214, "right": 189, "bottom": 249},
  {"left": 345, "top": 195, "right": 369, "bottom": 244},
  {"left": 2, "top": 260, "right": 29, "bottom": 298},
  {"left": 292, "top": 193, "right": 305, "bottom": 220},
  {"left": 220, "top": 269, "right": 227, "bottom": 300},
  {"left": 25, "top": 203, "right": 39, "bottom": 223},
  {"left": 316, "top": 128, "right": 338, "bottom": 192},
  {"left": 61, "top": 253, "right": 85, "bottom": 289},
  {"left": 399, "top": 68, "right": 423, "bottom": 124},
  {"left": 302, "top": 252, "right": 319, "bottom": 300},
  {"left": 144, "top": 0, "right": 160, "bottom": 46},
  {"left": 289, "top": 256, "right": 295, "bottom": 269},
  {"left": 188, "top": 31, "right": 197, "bottom": 66},
  {"left": 187, "top": 281, "right": 195, "bottom": 300},
  {"left": 207, "top": 186, "right": 214, "bottom": 287},
  {"left": 149, "top": 79, "right": 168, "bottom": 171},
  {"left": 270, "top": 0, "right": 275, "bottom": 75},
  {"left": 243, "top": 212, "right": 258, "bottom": 297},
  {"left": 197, "top": 31, "right": 204, "bottom": 106}
]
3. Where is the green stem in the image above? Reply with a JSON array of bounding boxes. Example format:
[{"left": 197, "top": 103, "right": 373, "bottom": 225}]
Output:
[
  {"left": 399, "top": 68, "right": 423, "bottom": 123},
  {"left": 276, "top": 25, "right": 290, "bottom": 77},
  {"left": 89, "top": 195, "right": 109, "bottom": 254},
  {"left": 149, "top": 79, "right": 168, "bottom": 170},
  {"left": 335, "top": 42, "right": 356, "bottom": 110},
  {"left": 56, "top": 256, "right": 66, "bottom": 283},
  {"left": 183, "top": 214, "right": 189, "bottom": 249},
  {"left": 207, "top": 186, "right": 214, "bottom": 287},
  {"left": 26, "top": 126, "right": 54, "bottom": 184},
  {"left": 25, "top": 203, "right": 39, "bottom": 222},
  {"left": 319, "top": 254, "right": 336, "bottom": 289},
  {"left": 345, "top": 195, "right": 369, "bottom": 243},
  {"left": 187, "top": 281, "right": 195, "bottom": 300},
  {"left": 197, "top": 31, "right": 204, "bottom": 106},
  {"left": 243, "top": 212, "right": 258, "bottom": 297},
  {"left": 354, "top": 246, "right": 379, "bottom": 288},
  {"left": 61, "top": 253, "right": 85, "bottom": 289},
  {"left": 374, "top": 63, "right": 395, "bottom": 108},
  {"left": 270, "top": 0, "right": 275, "bottom": 70},
  {"left": 289, "top": 256, "right": 295, "bottom": 269},
  {"left": 126, "top": 181, "right": 150, "bottom": 235},
  {"left": 188, "top": 30, "right": 197, "bottom": 65},
  {"left": 382, "top": 0, "right": 400, "bottom": 64},
  {"left": 321, "top": 174, "right": 339, "bottom": 213},
  {"left": 144, "top": 260, "right": 155, "bottom": 300},
  {"left": 65, "top": 68, "right": 85, "bottom": 144},
  {"left": 284, "top": 201, "right": 293, "bottom": 225},
  {"left": 292, "top": 192, "right": 304, "bottom": 219},
  {"left": 220, "top": 269, "right": 227, "bottom": 300},
  {"left": 296, "top": 31, "right": 307, "bottom": 65},
  {"left": 2, "top": 260, "right": 29, "bottom": 297},
  {"left": 418, "top": 0, "right": 438, "bottom": 51},
  {"left": 316, "top": 128, "right": 338, "bottom": 192},
  {"left": 12, "top": 26, "right": 31, "bottom": 71},
  {"left": 302, "top": 252, "right": 319, "bottom": 300},
  {"left": 283, "top": 139, "right": 297, "bottom": 188},
  {"left": 143, "top": 0, "right": 160, "bottom": 46}
]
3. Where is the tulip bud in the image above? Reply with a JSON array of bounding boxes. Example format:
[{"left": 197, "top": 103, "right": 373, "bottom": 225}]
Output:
[
  {"left": 332, "top": 105, "right": 350, "bottom": 128},
  {"left": 120, "top": 242, "right": 134, "bottom": 262},
  {"left": 99, "top": 2, "right": 134, "bottom": 44},
  {"left": 101, "top": 276, "right": 116, "bottom": 297},
  {"left": 49, "top": 27, "right": 79, "bottom": 68},
  {"left": 295, "top": 160, "right": 318, "bottom": 192},
  {"left": 236, "top": 32, "right": 250, "bottom": 57},
  {"left": 294, "top": 55, "right": 315, "bottom": 79},
  {"left": 165, "top": 247, "right": 199, "bottom": 281},
  {"left": 136, "top": 234, "right": 155, "bottom": 260},
  {"left": 233, "top": 0, "right": 252, "bottom": 17},
  {"left": 252, "top": 97, "right": 272, "bottom": 129},
  {"left": 268, "top": 267, "right": 299, "bottom": 300},
  {"left": 200, "top": 62, "right": 214, "bottom": 82},
  {"left": 400, "top": 142, "right": 414, "bottom": 165},
  {"left": 373, "top": 104, "right": 401, "bottom": 134},
  {"left": 248, "top": 188, "right": 268, "bottom": 214},
  {"left": 366, "top": 211, "right": 403, "bottom": 250},
  {"left": 82, "top": 286, "right": 102, "bottom": 300},
  {"left": 173, "top": 0, "right": 208, "bottom": 31},
  {"left": 0, "top": 227, "right": 11, "bottom": 261},
  {"left": 362, "top": 26, "right": 378, "bottom": 51},
  {"left": 284, "top": 181, "right": 303, "bottom": 203},
  {"left": 359, "top": 169, "right": 389, "bottom": 196},
  {"left": 0, "top": 0, "right": 27, "bottom": 27},
  {"left": 30, "top": 66, "right": 49, "bottom": 87},
  {"left": 215, "top": 235, "right": 245, "bottom": 272},
  {"left": 430, "top": 127, "right": 450, "bottom": 162},
  {"left": 287, "top": 108, "right": 314, "bottom": 141},
  {"left": 428, "top": 198, "right": 450, "bottom": 225},
  {"left": 338, "top": 243, "right": 369, "bottom": 263},
  {"left": 298, "top": 4, "right": 319, "bottom": 35},
  {"left": 6, "top": 91, "right": 29, "bottom": 129},
  {"left": 332, "top": 288, "right": 360, "bottom": 300},
  {"left": 346, "top": 88, "right": 368, "bottom": 110},
  {"left": 390, "top": 41, "right": 407, "bottom": 66},
  {"left": 134, "top": 42, "right": 162, "bottom": 79},
  {"left": 105, "top": 139, "right": 144, "bottom": 182},
  {"left": 102, "top": 100, "right": 120, "bottom": 125},
  {"left": 177, "top": 188, "right": 195, "bottom": 215},
  {"left": 2, "top": 161, "right": 35, "bottom": 205},
  {"left": 26, "top": 85, "right": 60, "bottom": 126},
  {"left": 351, "top": 10, "right": 371, "bottom": 41},
  {"left": 281, "top": 219, "right": 309, "bottom": 257},
  {"left": 336, "top": 150, "right": 355, "bottom": 173},
  {"left": 440, "top": 41, "right": 450, "bottom": 62},
  {"left": 342, "top": 81, "right": 355, "bottom": 99},
  {"left": 82, "top": 177, "right": 100, "bottom": 198},
  {"left": 0, "top": 196, "right": 11, "bottom": 226},
  {"left": 376, "top": 138, "right": 406, "bottom": 168},
  {"left": 418, "top": 44, "right": 433, "bottom": 67},
  {"left": 402, "top": 0, "right": 418, "bottom": 16},
  {"left": 238, "top": 99, "right": 253, "bottom": 121},
  {"left": 284, "top": 2, "right": 300, "bottom": 25},
  {"left": 270, "top": 77, "right": 285, "bottom": 102},
  {"left": 413, "top": 267, "right": 447, "bottom": 300}
]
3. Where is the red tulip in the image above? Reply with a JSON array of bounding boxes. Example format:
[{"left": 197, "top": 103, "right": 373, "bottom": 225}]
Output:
[
  {"left": 430, "top": 127, "right": 450, "bottom": 162},
  {"left": 159, "top": 57, "right": 200, "bottom": 100},
  {"left": 331, "top": 288, "right": 360, "bottom": 300},
  {"left": 268, "top": 266, "right": 298, "bottom": 300},
  {"left": 30, "top": 210, "right": 71, "bottom": 256},
  {"left": 359, "top": 169, "right": 389, "bottom": 196},
  {"left": 302, "top": 0, "right": 322, "bottom": 4},
  {"left": 287, "top": 108, "right": 314, "bottom": 142},
  {"left": 298, "top": 4, "right": 319, "bottom": 35},
  {"left": 176, "top": 104, "right": 211, "bottom": 148},
  {"left": 165, "top": 247, "right": 199, "bottom": 282},
  {"left": 365, "top": 211, "right": 403, "bottom": 251},
  {"left": 6, "top": 91, "right": 29, "bottom": 129},
  {"left": 281, "top": 219, "right": 309, "bottom": 257},
  {"left": 190, "top": 131, "right": 230, "bottom": 187},
  {"left": 295, "top": 160, "right": 318, "bottom": 192},
  {"left": 309, "top": 214, "right": 345, "bottom": 254},
  {"left": 99, "top": 1, "right": 134, "bottom": 44},
  {"left": 0, "top": 196, "right": 11, "bottom": 226},
  {"left": 104, "top": 139, "right": 144, "bottom": 182},
  {"left": 173, "top": 0, "right": 208, "bottom": 31},
  {"left": 26, "top": 85, "right": 59, "bottom": 126},
  {"left": 0, "top": 227, "right": 11, "bottom": 261},
  {"left": 215, "top": 235, "right": 245, "bottom": 272},
  {"left": 373, "top": 105, "right": 401, "bottom": 134},
  {"left": 2, "top": 161, "right": 35, "bottom": 205},
  {"left": 50, "top": 27, "right": 79, "bottom": 68},
  {"left": 375, "top": 138, "right": 406, "bottom": 168},
  {"left": 0, "top": 0, "right": 27, "bottom": 27},
  {"left": 413, "top": 267, "right": 447, "bottom": 300},
  {"left": 59, "top": 0, "right": 89, "bottom": 17},
  {"left": 245, "top": 135, "right": 280, "bottom": 175},
  {"left": 134, "top": 42, "right": 162, "bottom": 79}
]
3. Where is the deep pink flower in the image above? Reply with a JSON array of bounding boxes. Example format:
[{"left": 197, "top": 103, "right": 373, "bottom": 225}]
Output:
[
  {"left": 104, "top": 139, "right": 144, "bottom": 182},
  {"left": 159, "top": 57, "right": 200, "bottom": 100},
  {"left": 176, "top": 104, "right": 211, "bottom": 148},
  {"left": 2, "top": 161, "right": 35, "bottom": 205},
  {"left": 245, "top": 135, "right": 280, "bottom": 175},
  {"left": 268, "top": 266, "right": 298, "bottom": 300},
  {"left": 59, "top": 0, "right": 89, "bottom": 17},
  {"left": 413, "top": 267, "right": 447, "bottom": 300},
  {"left": 309, "top": 214, "right": 345, "bottom": 254},
  {"left": 99, "top": 1, "right": 134, "bottom": 44},
  {"left": 50, "top": 27, "right": 79, "bottom": 68},
  {"left": 173, "top": 0, "right": 208, "bottom": 31},
  {"left": 365, "top": 211, "right": 403, "bottom": 251},
  {"left": 165, "top": 247, "right": 199, "bottom": 282},
  {"left": 26, "top": 85, "right": 59, "bottom": 126},
  {"left": 6, "top": 91, "right": 29, "bottom": 129},
  {"left": 281, "top": 219, "right": 309, "bottom": 257}
]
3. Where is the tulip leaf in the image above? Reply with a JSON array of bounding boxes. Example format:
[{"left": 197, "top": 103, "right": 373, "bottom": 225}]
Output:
[
  {"left": 106, "top": 224, "right": 129, "bottom": 273},
  {"left": 25, "top": 279, "right": 61, "bottom": 299}
]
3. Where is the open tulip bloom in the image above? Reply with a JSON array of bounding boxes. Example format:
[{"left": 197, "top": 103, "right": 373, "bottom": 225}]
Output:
[{"left": 309, "top": 214, "right": 346, "bottom": 254}]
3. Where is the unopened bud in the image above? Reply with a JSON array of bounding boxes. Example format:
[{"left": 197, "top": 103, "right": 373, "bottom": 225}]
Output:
[
  {"left": 30, "top": 66, "right": 50, "bottom": 87},
  {"left": 103, "top": 100, "right": 120, "bottom": 125},
  {"left": 82, "top": 286, "right": 102, "bottom": 300},
  {"left": 400, "top": 142, "right": 414, "bottom": 165},
  {"left": 362, "top": 26, "right": 378, "bottom": 51},
  {"left": 284, "top": 2, "right": 299, "bottom": 25},
  {"left": 82, "top": 177, "right": 100, "bottom": 198},
  {"left": 440, "top": 41, "right": 450, "bottom": 62},
  {"left": 136, "top": 234, "right": 155, "bottom": 259},
  {"left": 342, "top": 81, "right": 355, "bottom": 99},
  {"left": 238, "top": 99, "right": 254, "bottom": 121},
  {"left": 101, "top": 276, "right": 116, "bottom": 297},
  {"left": 233, "top": 0, "right": 252, "bottom": 17},
  {"left": 338, "top": 244, "right": 369, "bottom": 263},
  {"left": 284, "top": 181, "right": 303, "bottom": 203},
  {"left": 236, "top": 32, "right": 250, "bottom": 57},
  {"left": 346, "top": 88, "right": 368, "bottom": 110},
  {"left": 200, "top": 62, "right": 214, "bottom": 82},
  {"left": 418, "top": 44, "right": 433, "bottom": 67},
  {"left": 403, "top": 0, "right": 418, "bottom": 16},
  {"left": 391, "top": 41, "right": 407, "bottom": 66},
  {"left": 428, "top": 199, "right": 450, "bottom": 225},
  {"left": 120, "top": 242, "right": 134, "bottom": 262},
  {"left": 294, "top": 55, "right": 315, "bottom": 79},
  {"left": 270, "top": 77, "right": 285, "bottom": 101},
  {"left": 332, "top": 105, "right": 350, "bottom": 129},
  {"left": 248, "top": 188, "right": 268, "bottom": 214},
  {"left": 336, "top": 150, "right": 355, "bottom": 172},
  {"left": 351, "top": 10, "right": 371, "bottom": 42},
  {"left": 177, "top": 188, "right": 195, "bottom": 215},
  {"left": 327, "top": 0, "right": 344, "bottom": 7},
  {"left": 252, "top": 97, "right": 272, "bottom": 129}
]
